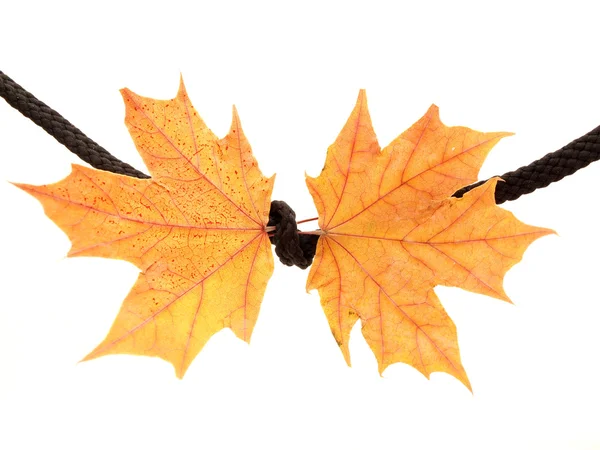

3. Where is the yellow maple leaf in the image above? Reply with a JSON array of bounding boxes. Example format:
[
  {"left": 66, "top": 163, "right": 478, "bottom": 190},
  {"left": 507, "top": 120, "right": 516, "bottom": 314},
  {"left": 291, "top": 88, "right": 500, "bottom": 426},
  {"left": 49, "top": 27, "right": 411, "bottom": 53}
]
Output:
[
  {"left": 306, "top": 90, "right": 553, "bottom": 389},
  {"left": 16, "top": 80, "right": 275, "bottom": 378}
]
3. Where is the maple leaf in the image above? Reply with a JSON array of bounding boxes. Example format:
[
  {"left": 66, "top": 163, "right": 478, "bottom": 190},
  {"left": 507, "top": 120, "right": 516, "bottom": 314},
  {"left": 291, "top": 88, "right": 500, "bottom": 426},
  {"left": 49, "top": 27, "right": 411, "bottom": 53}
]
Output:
[
  {"left": 16, "top": 80, "right": 275, "bottom": 378},
  {"left": 306, "top": 91, "right": 553, "bottom": 389}
]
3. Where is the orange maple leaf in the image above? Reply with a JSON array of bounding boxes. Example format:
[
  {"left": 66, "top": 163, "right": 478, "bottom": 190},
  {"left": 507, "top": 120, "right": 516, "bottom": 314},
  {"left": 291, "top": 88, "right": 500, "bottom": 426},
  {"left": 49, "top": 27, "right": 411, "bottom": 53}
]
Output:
[
  {"left": 16, "top": 80, "right": 275, "bottom": 378},
  {"left": 306, "top": 91, "right": 553, "bottom": 389}
]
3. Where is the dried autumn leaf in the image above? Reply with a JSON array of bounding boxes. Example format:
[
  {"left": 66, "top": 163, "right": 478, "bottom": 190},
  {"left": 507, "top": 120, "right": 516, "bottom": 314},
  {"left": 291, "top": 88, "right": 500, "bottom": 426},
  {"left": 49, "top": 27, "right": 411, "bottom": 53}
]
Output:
[
  {"left": 306, "top": 91, "right": 553, "bottom": 389},
  {"left": 16, "top": 80, "right": 275, "bottom": 377}
]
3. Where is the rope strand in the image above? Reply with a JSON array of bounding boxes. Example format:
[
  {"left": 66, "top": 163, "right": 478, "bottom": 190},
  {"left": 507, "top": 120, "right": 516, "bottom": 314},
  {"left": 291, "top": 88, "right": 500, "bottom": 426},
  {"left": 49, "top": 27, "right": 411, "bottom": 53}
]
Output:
[
  {"left": 453, "top": 124, "right": 600, "bottom": 203},
  {"left": 0, "top": 71, "right": 149, "bottom": 178}
]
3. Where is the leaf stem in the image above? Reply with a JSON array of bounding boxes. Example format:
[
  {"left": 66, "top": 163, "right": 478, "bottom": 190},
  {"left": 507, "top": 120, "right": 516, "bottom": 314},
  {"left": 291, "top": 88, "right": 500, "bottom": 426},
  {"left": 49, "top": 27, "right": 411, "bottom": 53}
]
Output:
[
  {"left": 265, "top": 216, "right": 318, "bottom": 234},
  {"left": 297, "top": 217, "right": 319, "bottom": 225},
  {"left": 266, "top": 228, "right": 323, "bottom": 236}
]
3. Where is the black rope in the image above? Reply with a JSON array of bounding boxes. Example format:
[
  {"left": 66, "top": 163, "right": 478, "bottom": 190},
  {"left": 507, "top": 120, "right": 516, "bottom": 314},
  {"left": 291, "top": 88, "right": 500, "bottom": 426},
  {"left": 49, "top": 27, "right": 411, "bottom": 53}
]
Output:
[
  {"left": 0, "top": 71, "right": 149, "bottom": 179},
  {"left": 268, "top": 201, "right": 319, "bottom": 269},
  {"left": 2, "top": 69, "right": 599, "bottom": 269},
  {"left": 453, "top": 124, "right": 600, "bottom": 203}
]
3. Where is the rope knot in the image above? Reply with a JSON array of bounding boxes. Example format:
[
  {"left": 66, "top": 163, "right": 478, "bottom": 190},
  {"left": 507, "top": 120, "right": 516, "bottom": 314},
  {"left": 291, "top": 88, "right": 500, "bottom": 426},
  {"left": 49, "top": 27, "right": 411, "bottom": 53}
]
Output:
[{"left": 268, "top": 200, "right": 319, "bottom": 269}]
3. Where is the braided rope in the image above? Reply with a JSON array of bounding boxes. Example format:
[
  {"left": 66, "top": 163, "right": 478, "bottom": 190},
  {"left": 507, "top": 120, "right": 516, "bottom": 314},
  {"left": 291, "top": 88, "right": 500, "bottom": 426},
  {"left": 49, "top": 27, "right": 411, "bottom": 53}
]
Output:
[
  {"left": 0, "top": 71, "right": 149, "bottom": 179},
  {"left": 2, "top": 69, "right": 599, "bottom": 268},
  {"left": 453, "top": 124, "right": 600, "bottom": 203}
]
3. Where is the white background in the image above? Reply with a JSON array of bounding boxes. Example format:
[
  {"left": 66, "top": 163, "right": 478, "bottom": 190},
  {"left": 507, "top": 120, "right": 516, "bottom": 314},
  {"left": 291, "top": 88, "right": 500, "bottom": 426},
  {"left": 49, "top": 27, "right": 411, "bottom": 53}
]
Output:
[{"left": 1, "top": 1, "right": 599, "bottom": 449}]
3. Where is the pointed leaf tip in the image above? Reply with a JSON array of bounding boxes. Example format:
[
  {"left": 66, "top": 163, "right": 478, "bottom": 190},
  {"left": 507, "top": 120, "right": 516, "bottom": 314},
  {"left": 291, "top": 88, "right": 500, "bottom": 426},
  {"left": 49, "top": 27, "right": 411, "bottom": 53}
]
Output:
[
  {"left": 356, "top": 89, "right": 368, "bottom": 108},
  {"left": 231, "top": 104, "right": 240, "bottom": 122},
  {"left": 177, "top": 75, "right": 188, "bottom": 99},
  {"left": 426, "top": 103, "right": 440, "bottom": 117}
]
